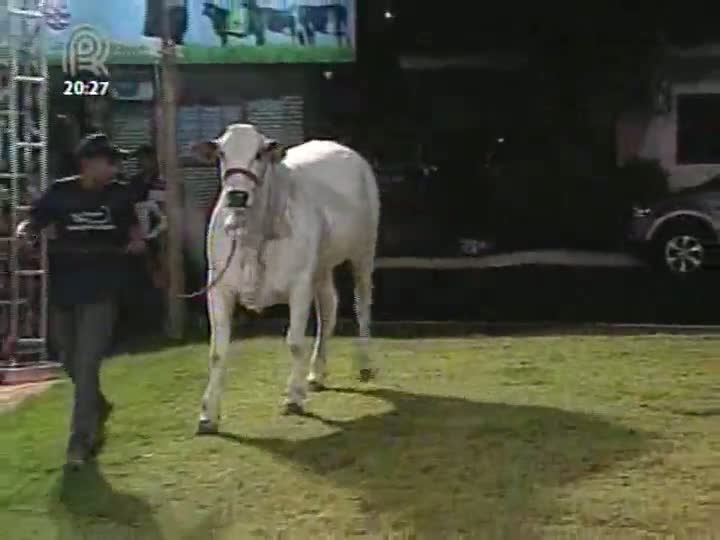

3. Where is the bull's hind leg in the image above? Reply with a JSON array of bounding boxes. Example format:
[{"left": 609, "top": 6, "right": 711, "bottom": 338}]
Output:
[
  {"left": 308, "top": 273, "right": 338, "bottom": 392},
  {"left": 283, "top": 278, "right": 314, "bottom": 415},
  {"left": 197, "top": 289, "right": 235, "bottom": 435},
  {"left": 351, "top": 256, "right": 375, "bottom": 382}
]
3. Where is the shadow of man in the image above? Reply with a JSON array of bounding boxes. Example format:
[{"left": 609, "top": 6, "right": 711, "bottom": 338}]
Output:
[
  {"left": 49, "top": 462, "right": 164, "bottom": 540},
  {"left": 214, "top": 387, "right": 653, "bottom": 538}
]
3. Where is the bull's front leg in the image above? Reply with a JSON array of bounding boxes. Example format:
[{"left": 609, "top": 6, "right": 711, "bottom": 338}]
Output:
[
  {"left": 283, "top": 275, "right": 314, "bottom": 415},
  {"left": 197, "top": 288, "right": 236, "bottom": 434}
]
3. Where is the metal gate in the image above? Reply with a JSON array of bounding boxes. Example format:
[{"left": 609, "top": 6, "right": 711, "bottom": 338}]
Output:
[{"left": 0, "top": 0, "right": 57, "bottom": 382}]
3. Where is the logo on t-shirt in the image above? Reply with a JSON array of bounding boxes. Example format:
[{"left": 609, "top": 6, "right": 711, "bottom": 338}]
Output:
[{"left": 67, "top": 206, "right": 116, "bottom": 231}]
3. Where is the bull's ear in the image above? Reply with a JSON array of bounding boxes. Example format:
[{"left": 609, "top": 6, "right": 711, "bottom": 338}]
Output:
[
  {"left": 191, "top": 140, "right": 220, "bottom": 163},
  {"left": 265, "top": 140, "right": 286, "bottom": 163}
]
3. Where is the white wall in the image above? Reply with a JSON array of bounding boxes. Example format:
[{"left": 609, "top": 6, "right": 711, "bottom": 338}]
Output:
[{"left": 620, "top": 79, "right": 720, "bottom": 191}]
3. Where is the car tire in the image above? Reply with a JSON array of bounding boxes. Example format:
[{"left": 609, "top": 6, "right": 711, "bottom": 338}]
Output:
[{"left": 652, "top": 223, "right": 712, "bottom": 277}]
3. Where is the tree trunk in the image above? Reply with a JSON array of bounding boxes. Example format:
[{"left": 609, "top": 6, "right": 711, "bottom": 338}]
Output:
[{"left": 159, "top": 1, "right": 186, "bottom": 339}]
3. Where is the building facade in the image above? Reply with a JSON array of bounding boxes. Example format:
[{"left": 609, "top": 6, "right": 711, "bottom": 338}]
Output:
[{"left": 616, "top": 45, "right": 720, "bottom": 191}]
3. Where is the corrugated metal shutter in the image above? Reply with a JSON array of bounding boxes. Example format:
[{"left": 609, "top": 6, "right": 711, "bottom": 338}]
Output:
[
  {"left": 179, "top": 98, "right": 302, "bottom": 208},
  {"left": 0, "top": 0, "right": 7, "bottom": 54},
  {"left": 177, "top": 105, "right": 201, "bottom": 158},
  {"left": 111, "top": 102, "right": 153, "bottom": 178},
  {"left": 181, "top": 97, "right": 304, "bottom": 268},
  {"left": 183, "top": 166, "right": 218, "bottom": 269},
  {"left": 177, "top": 104, "right": 245, "bottom": 157},
  {"left": 246, "top": 95, "right": 304, "bottom": 146},
  {"left": 246, "top": 99, "right": 285, "bottom": 143},
  {"left": 282, "top": 96, "right": 304, "bottom": 145},
  {"left": 178, "top": 103, "right": 244, "bottom": 209},
  {"left": 198, "top": 106, "right": 225, "bottom": 143},
  {"left": 184, "top": 166, "right": 218, "bottom": 210},
  {"left": 222, "top": 105, "right": 244, "bottom": 131}
]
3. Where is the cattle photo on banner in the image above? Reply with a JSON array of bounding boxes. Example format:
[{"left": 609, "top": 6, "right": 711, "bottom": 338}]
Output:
[
  {"left": 144, "top": 0, "right": 189, "bottom": 45},
  {"left": 35, "top": 0, "right": 355, "bottom": 64}
]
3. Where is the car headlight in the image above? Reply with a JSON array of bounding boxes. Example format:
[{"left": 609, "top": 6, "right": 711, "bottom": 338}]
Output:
[{"left": 632, "top": 207, "right": 652, "bottom": 218}]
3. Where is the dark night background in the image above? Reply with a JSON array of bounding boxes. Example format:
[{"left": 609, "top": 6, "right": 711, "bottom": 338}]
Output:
[
  {"left": 311, "top": 1, "right": 717, "bottom": 256},
  {"left": 308, "top": 1, "right": 720, "bottom": 324},
  {"left": 355, "top": 1, "right": 720, "bottom": 120},
  {"left": 360, "top": 2, "right": 719, "bottom": 54}
]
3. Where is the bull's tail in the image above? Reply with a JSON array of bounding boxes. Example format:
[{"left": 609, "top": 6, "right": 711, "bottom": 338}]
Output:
[
  {"left": 349, "top": 160, "right": 379, "bottom": 382},
  {"left": 363, "top": 161, "right": 380, "bottom": 251}
]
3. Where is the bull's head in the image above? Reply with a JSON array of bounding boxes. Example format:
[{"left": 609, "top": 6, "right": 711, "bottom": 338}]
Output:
[{"left": 192, "top": 124, "right": 286, "bottom": 232}]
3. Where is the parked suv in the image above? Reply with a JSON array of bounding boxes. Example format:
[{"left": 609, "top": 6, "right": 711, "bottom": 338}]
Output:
[{"left": 628, "top": 175, "right": 720, "bottom": 275}]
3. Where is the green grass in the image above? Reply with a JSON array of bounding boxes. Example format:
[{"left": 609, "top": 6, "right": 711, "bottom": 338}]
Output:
[
  {"left": 46, "top": 43, "right": 354, "bottom": 65},
  {"left": 0, "top": 336, "right": 718, "bottom": 539},
  {"left": 178, "top": 44, "right": 353, "bottom": 63}
]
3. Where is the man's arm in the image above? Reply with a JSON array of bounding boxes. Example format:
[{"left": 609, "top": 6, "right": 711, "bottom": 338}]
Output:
[
  {"left": 17, "top": 188, "right": 56, "bottom": 240},
  {"left": 119, "top": 189, "right": 147, "bottom": 254},
  {"left": 128, "top": 217, "right": 146, "bottom": 250},
  {"left": 28, "top": 189, "right": 57, "bottom": 232}
]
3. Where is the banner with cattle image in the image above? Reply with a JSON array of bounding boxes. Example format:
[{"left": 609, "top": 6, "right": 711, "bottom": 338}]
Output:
[{"left": 38, "top": 0, "right": 355, "bottom": 65}]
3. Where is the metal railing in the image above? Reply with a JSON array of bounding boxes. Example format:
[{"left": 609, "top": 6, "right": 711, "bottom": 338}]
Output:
[{"left": 0, "top": 0, "right": 51, "bottom": 370}]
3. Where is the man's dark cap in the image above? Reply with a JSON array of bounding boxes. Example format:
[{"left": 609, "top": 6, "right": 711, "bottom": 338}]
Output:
[{"left": 75, "top": 133, "right": 130, "bottom": 161}]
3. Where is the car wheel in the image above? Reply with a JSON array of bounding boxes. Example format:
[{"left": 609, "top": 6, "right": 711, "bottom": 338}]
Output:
[{"left": 653, "top": 224, "right": 710, "bottom": 276}]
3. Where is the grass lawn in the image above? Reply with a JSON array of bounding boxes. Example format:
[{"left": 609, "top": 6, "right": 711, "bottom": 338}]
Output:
[
  {"left": 0, "top": 336, "right": 718, "bottom": 539},
  {"left": 178, "top": 44, "right": 354, "bottom": 63},
  {"left": 46, "top": 44, "right": 354, "bottom": 65}
]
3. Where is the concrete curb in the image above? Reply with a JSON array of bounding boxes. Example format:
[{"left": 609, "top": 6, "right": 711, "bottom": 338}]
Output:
[
  {"left": 0, "top": 380, "right": 59, "bottom": 412},
  {"left": 0, "top": 362, "right": 62, "bottom": 385},
  {"left": 376, "top": 251, "right": 644, "bottom": 269},
  {"left": 237, "top": 319, "right": 720, "bottom": 337}
]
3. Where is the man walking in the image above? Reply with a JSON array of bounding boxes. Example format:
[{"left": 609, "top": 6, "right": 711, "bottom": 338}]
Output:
[
  {"left": 129, "top": 144, "right": 165, "bottom": 204},
  {"left": 116, "top": 143, "right": 167, "bottom": 338},
  {"left": 17, "top": 133, "right": 146, "bottom": 468}
]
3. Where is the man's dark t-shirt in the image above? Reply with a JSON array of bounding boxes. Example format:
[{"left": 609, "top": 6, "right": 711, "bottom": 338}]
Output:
[{"left": 29, "top": 175, "right": 138, "bottom": 307}]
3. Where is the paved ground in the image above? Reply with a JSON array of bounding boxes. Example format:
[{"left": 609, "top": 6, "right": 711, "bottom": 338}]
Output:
[
  {"left": 376, "top": 249, "right": 644, "bottom": 269},
  {"left": 0, "top": 380, "right": 59, "bottom": 413}
]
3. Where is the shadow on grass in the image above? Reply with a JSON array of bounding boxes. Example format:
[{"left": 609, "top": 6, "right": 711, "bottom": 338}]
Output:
[
  {"left": 48, "top": 463, "right": 164, "bottom": 540},
  {"left": 216, "top": 387, "right": 653, "bottom": 537},
  {"left": 111, "top": 325, "right": 210, "bottom": 357},
  {"left": 47, "top": 463, "right": 232, "bottom": 540}
]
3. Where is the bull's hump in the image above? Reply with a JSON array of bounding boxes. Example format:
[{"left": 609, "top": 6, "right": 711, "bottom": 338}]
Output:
[
  {"left": 301, "top": 139, "right": 350, "bottom": 152},
  {"left": 286, "top": 140, "right": 356, "bottom": 164}
]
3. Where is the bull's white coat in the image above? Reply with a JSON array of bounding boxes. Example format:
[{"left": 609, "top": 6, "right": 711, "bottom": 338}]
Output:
[{"left": 197, "top": 124, "right": 379, "bottom": 428}]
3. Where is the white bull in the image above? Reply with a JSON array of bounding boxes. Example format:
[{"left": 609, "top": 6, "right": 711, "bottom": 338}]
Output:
[{"left": 191, "top": 123, "right": 380, "bottom": 432}]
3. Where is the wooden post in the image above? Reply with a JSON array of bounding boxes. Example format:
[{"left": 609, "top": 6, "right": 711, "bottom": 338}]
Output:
[{"left": 159, "top": 0, "right": 186, "bottom": 339}]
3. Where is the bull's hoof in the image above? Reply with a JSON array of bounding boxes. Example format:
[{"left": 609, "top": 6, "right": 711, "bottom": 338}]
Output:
[
  {"left": 308, "top": 380, "right": 326, "bottom": 392},
  {"left": 359, "top": 368, "right": 375, "bottom": 383},
  {"left": 282, "top": 402, "right": 304, "bottom": 416},
  {"left": 196, "top": 419, "right": 219, "bottom": 435}
]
